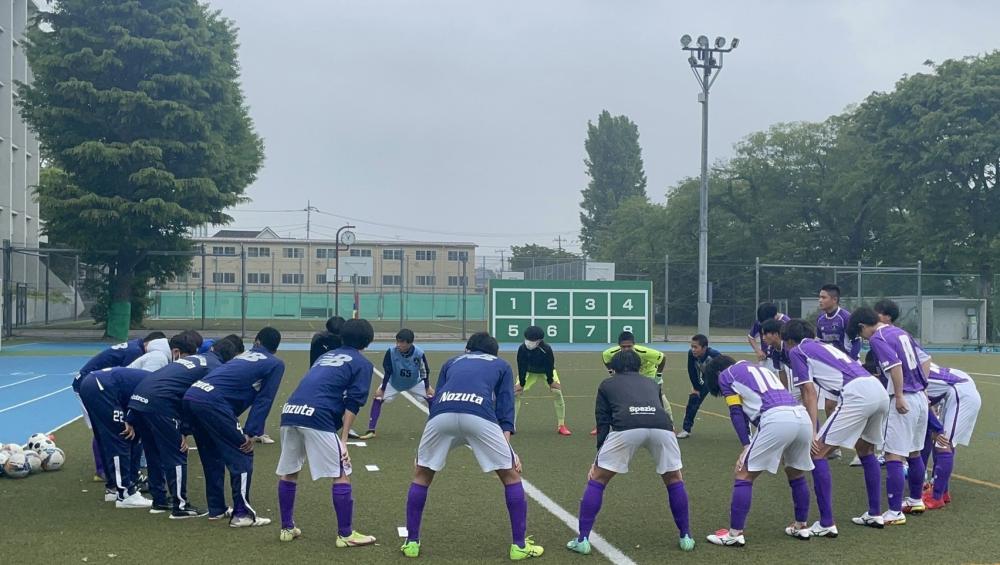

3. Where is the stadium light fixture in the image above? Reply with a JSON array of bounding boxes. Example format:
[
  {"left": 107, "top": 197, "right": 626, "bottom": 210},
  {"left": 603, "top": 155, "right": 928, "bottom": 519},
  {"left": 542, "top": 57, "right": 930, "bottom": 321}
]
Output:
[{"left": 678, "top": 33, "right": 739, "bottom": 338}]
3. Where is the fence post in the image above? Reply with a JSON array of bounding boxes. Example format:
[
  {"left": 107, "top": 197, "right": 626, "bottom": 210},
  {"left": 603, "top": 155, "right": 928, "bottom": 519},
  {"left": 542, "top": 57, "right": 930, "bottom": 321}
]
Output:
[
  {"left": 754, "top": 256, "right": 760, "bottom": 311},
  {"left": 2, "top": 239, "right": 11, "bottom": 338},
  {"left": 44, "top": 255, "right": 49, "bottom": 325},
  {"left": 461, "top": 256, "right": 468, "bottom": 340},
  {"left": 399, "top": 253, "right": 404, "bottom": 330},
  {"left": 663, "top": 254, "right": 669, "bottom": 342},
  {"left": 916, "top": 260, "right": 923, "bottom": 340},
  {"left": 73, "top": 254, "right": 80, "bottom": 321},
  {"left": 240, "top": 245, "right": 247, "bottom": 339},
  {"left": 200, "top": 244, "right": 206, "bottom": 331},
  {"left": 857, "top": 260, "right": 863, "bottom": 306}
]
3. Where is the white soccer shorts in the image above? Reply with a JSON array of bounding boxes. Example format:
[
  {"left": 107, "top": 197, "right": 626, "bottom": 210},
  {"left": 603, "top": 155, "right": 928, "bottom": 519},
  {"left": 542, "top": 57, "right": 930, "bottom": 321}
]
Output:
[
  {"left": 416, "top": 413, "right": 516, "bottom": 473},
  {"left": 883, "top": 391, "right": 929, "bottom": 456},
  {"left": 939, "top": 377, "right": 981, "bottom": 447},
  {"left": 275, "top": 425, "right": 352, "bottom": 480},
  {"left": 382, "top": 381, "right": 429, "bottom": 404},
  {"left": 595, "top": 428, "right": 683, "bottom": 475},
  {"left": 818, "top": 386, "right": 839, "bottom": 409},
  {"left": 742, "top": 406, "right": 814, "bottom": 474},
  {"left": 817, "top": 377, "right": 889, "bottom": 450}
]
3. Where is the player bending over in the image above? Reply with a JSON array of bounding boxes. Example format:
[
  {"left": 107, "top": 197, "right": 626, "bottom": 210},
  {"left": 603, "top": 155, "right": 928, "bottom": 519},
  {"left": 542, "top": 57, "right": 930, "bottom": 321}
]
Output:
[
  {"left": 593, "top": 331, "right": 667, "bottom": 435},
  {"left": 702, "top": 356, "right": 815, "bottom": 547},
  {"left": 183, "top": 327, "right": 285, "bottom": 526},
  {"left": 567, "top": 349, "right": 693, "bottom": 555},
  {"left": 515, "top": 325, "right": 571, "bottom": 436},
  {"left": 747, "top": 303, "right": 790, "bottom": 365},
  {"left": 275, "top": 319, "right": 377, "bottom": 547},
  {"left": 401, "top": 332, "right": 543, "bottom": 560},
  {"left": 361, "top": 328, "right": 433, "bottom": 439},
  {"left": 677, "top": 334, "right": 721, "bottom": 439}
]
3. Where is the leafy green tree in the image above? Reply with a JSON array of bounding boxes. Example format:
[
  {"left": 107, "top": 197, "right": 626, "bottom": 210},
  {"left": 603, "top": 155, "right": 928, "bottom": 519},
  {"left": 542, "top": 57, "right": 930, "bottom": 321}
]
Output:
[
  {"left": 509, "top": 244, "right": 578, "bottom": 272},
  {"left": 579, "top": 110, "right": 648, "bottom": 258},
  {"left": 18, "top": 0, "right": 263, "bottom": 338}
]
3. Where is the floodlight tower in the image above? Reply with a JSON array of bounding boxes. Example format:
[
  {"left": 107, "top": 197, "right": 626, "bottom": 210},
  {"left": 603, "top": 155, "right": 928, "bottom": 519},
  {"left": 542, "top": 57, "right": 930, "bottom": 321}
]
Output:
[{"left": 680, "top": 34, "right": 739, "bottom": 338}]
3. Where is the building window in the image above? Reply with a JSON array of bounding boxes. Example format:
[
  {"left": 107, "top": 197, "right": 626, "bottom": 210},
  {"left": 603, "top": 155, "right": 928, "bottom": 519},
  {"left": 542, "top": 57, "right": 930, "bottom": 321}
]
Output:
[
  {"left": 212, "top": 246, "right": 236, "bottom": 256},
  {"left": 448, "top": 250, "right": 469, "bottom": 262},
  {"left": 212, "top": 272, "right": 236, "bottom": 284},
  {"left": 382, "top": 274, "right": 401, "bottom": 286},
  {"left": 281, "top": 273, "right": 305, "bottom": 285},
  {"left": 316, "top": 273, "right": 327, "bottom": 285},
  {"left": 415, "top": 250, "right": 436, "bottom": 261},
  {"left": 416, "top": 275, "right": 436, "bottom": 286},
  {"left": 356, "top": 275, "right": 372, "bottom": 286},
  {"left": 283, "top": 247, "right": 304, "bottom": 259},
  {"left": 448, "top": 275, "right": 468, "bottom": 287},
  {"left": 190, "top": 271, "right": 201, "bottom": 279},
  {"left": 383, "top": 249, "right": 402, "bottom": 260},
  {"left": 247, "top": 273, "right": 271, "bottom": 285},
  {"left": 316, "top": 248, "right": 338, "bottom": 259},
  {"left": 349, "top": 249, "right": 372, "bottom": 257},
  {"left": 247, "top": 247, "right": 270, "bottom": 258}
]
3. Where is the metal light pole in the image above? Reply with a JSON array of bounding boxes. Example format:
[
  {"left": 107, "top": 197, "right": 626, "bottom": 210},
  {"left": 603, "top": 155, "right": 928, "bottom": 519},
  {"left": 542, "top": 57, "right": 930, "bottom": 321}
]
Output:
[{"left": 680, "top": 34, "right": 738, "bottom": 338}]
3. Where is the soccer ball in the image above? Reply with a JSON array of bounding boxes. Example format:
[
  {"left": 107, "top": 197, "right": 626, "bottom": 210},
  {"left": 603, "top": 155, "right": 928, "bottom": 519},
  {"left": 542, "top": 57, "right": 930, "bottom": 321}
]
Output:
[
  {"left": 26, "top": 433, "right": 50, "bottom": 451},
  {"left": 40, "top": 447, "right": 65, "bottom": 471},
  {"left": 1, "top": 443, "right": 23, "bottom": 454},
  {"left": 23, "top": 450, "right": 43, "bottom": 474},
  {"left": 31, "top": 438, "right": 56, "bottom": 453},
  {"left": 0, "top": 450, "right": 8, "bottom": 476},
  {"left": 3, "top": 452, "right": 30, "bottom": 478}
]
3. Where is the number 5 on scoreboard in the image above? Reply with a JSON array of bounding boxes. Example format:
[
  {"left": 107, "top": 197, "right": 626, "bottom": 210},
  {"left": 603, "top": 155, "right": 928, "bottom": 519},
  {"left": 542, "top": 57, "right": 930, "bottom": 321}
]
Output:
[{"left": 508, "top": 324, "right": 519, "bottom": 337}]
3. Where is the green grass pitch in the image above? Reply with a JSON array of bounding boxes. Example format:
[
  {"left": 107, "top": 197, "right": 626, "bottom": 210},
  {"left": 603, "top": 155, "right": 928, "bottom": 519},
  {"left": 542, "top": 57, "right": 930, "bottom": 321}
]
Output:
[{"left": 4, "top": 350, "right": 998, "bottom": 563}]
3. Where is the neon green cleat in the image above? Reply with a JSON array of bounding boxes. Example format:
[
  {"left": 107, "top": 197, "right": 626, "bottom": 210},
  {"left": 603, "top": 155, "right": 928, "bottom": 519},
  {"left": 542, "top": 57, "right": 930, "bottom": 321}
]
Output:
[
  {"left": 510, "top": 536, "right": 544, "bottom": 560},
  {"left": 358, "top": 430, "right": 377, "bottom": 440},
  {"left": 279, "top": 527, "right": 302, "bottom": 542},
  {"left": 679, "top": 535, "right": 695, "bottom": 551},
  {"left": 566, "top": 538, "right": 591, "bottom": 555},
  {"left": 336, "top": 530, "right": 376, "bottom": 547},
  {"left": 400, "top": 540, "right": 420, "bottom": 558}
]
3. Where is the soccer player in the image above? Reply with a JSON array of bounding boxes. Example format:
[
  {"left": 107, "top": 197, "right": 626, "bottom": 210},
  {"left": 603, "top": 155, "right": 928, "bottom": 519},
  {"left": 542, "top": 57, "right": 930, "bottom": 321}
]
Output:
[
  {"left": 74, "top": 331, "right": 168, "bottom": 481},
  {"left": 127, "top": 337, "right": 173, "bottom": 371},
  {"left": 758, "top": 319, "right": 789, "bottom": 384},
  {"left": 816, "top": 284, "right": 861, "bottom": 359},
  {"left": 782, "top": 319, "right": 887, "bottom": 538},
  {"left": 126, "top": 335, "right": 238, "bottom": 518},
  {"left": 747, "top": 303, "right": 790, "bottom": 364},
  {"left": 275, "top": 319, "right": 377, "bottom": 547},
  {"left": 921, "top": 363, "right": 981, "bottom": 509},
  {"left": 677, "top": 334, "right": 721, "bottom": 439},
  {"left": 849, "top": 306, "right": 929, "bottom": 523},
  {"left": 361, "top": 328, "right": 433, "bottom": 440},
  {"left": 310, "top": 315, "right": 345, "bottom": 365},
  {"left": 702, "top": 356, "right": 815, "bottom": 547},
  {"left": 182, "top": 327, "right": 285, "bottom": 526},
  {"left": 567, "top": 349, "right": 693, "bottom": 554},
  {"left": 401, "top": 332, "right": 543, "bottom": 560},
  {"left": 515, "top": 325, "right": 570, "bottom": 436},
  {"left": 593, "top": 331, "right": 668, "bottom": 435}
]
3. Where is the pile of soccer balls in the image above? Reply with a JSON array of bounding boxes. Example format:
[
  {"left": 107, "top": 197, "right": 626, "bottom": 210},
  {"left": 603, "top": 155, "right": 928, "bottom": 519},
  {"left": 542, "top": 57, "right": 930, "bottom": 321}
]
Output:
[{"left": 0, "top": 433, "right": 66, "bottom": 479}]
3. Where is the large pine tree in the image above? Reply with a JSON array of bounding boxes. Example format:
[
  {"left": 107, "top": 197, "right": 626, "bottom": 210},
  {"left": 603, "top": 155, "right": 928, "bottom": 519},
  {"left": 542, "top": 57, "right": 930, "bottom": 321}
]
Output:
[{"left": 18, "top": 0, "right": 264, "bottom": 338}]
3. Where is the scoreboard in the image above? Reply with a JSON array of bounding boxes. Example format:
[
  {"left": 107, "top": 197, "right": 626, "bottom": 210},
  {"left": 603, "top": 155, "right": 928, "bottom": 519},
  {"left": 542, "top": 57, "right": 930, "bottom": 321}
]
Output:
[{"left": 489, "top": 279, "right": 652, "bottom": 344}]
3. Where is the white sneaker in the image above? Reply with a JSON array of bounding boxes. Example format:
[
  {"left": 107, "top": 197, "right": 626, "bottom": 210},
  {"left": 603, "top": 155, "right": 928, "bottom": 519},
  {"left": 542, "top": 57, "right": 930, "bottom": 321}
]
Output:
[
  {"left": 808, "top": 521, "right": 839, "bottom": 538},
  {"left": 881, "top": 510, "right": 906, "bottom": 526},
  {"left": 116, "top": 492, "right": 153, "bottom": 509},
  {"left": 706, "top": 528, "right": 746, "bottom": 547},
  {"left": 827, "top": 448, "right": 842, "bottom": 460},
  {"left": 254, "top": 434, "right": 275, "bottom": 444},
  {"left": 208, "top": 507, "right": 233, "bottom": 521},
  {"left": 230, "top": 515, "right": 272, "bottom": 528},
  {"left": 902, "top": 497, "right": 926, "bottom": 515},
  {"left": 848, "top": 455, "right": 862, "bottom": 467},
  {"left": 104, "top": 489, "right": 118, "bottom": 502},
  {"left": 851, "top": 512, "right": 885, "bottom": 528},
  {"left": 783, "top": 523, "right": 811, "bottom": 540},
  {"left": 675, "top": 430, "right": 691, "bottom": 439}
]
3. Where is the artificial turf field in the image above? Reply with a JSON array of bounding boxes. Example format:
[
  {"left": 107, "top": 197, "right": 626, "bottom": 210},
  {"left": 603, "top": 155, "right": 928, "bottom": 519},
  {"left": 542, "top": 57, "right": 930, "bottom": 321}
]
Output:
[{"left": 3, "top": 348, "right": 999, "bottom": 564}]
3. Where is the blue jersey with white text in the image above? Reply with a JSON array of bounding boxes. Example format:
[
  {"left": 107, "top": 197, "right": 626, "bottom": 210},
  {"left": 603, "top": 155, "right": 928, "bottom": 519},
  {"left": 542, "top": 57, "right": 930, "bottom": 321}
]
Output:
[
  {"left": 127, "top": 352, "right": 224, "bottom": 419},
  {"left": 280, "top": 347, "right": 373, "bottom": 433},
  {"left": 74, "top": 339, "right": 145, "bottom": 392},
  {"left": 384, "top": 345, "right": 430, "bottom": 391},
  {"left": 428, "top": 352, "right": 516, "bottom": 434},
  {"left": 183, "top": 346, "right": 286, "bottom": 437},
  {"left": 83, "top": 367, "right": 153, "bottom": 409}
]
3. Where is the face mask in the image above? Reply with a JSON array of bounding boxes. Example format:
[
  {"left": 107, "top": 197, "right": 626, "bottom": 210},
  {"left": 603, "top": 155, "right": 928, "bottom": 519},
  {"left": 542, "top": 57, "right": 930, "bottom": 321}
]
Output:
[{"left": 524, "top": 339, "right": 541, "bottom": 350}]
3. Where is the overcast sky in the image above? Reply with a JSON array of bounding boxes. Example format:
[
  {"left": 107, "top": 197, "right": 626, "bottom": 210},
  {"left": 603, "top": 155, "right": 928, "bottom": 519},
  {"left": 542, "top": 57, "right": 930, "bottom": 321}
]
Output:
[{"left": 205, "top": 0, "right": 998, "bottom": 265}]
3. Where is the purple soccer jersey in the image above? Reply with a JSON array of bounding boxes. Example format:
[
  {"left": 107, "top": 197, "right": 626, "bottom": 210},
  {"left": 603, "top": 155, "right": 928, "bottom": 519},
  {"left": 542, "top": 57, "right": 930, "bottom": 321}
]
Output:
[
  {"left": 816, "top": 307, "right": 862, "bottom": 359},
  {"left": 749, "top": 313, "right": 790, "bottom": 360},
  {"left": 786, "top": 338, "right": 872, "bottom": 396},
  {"left": 719, "top": 360, "right": 799, "bottom": 425},
  {"left": 868, "top": 324, "right": 927, "bottom": 395},
  {"left": 926, "top": 364, "right": 969, "bottom": 404}
]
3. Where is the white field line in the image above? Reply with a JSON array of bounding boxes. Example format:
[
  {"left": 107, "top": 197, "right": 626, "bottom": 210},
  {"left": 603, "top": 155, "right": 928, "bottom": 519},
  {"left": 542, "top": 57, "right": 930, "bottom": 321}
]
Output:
[
  {"left": 0, "top": 374, "right": 49, "bottom": 389},
  {"left": 0, "top": 385, "right": 72, "bottom": 414},
  {"left": 379, "top": 367, "right": 636, "bottom": 565}
]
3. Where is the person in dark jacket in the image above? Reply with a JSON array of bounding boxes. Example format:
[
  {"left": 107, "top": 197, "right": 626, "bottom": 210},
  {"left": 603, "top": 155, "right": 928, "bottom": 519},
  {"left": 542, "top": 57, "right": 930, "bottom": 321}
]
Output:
[
  {"left": 677, "top": 334, "right": 722, "bottom": 439},
  {"left": 515, "top": 325, "right": 570, "bottom": 436}
]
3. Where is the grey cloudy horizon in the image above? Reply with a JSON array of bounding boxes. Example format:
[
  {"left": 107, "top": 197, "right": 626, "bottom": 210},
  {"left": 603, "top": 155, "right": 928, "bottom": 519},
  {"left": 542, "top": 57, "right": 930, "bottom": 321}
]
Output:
[{"left": 205, "top": 0, "right": 999, "bottom": 264}]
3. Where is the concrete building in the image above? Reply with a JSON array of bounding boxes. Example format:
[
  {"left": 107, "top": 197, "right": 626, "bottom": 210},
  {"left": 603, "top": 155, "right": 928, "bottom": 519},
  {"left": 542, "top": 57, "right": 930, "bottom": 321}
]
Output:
[{"left": 1, "top": 1, "right": 43, "bottom": 327}]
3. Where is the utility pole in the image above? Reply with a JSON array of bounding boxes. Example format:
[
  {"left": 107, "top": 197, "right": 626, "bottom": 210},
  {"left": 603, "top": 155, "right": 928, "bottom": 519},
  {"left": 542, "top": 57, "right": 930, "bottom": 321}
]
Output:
[
  {"left": 680, "top": 33, "right": 739, "bottom": 338},
  {"left": 304, "top": 201, "right": 318, "bottom": 241},
  {"left": 496, "top": 249, "right": 507, "bottom": 278},
  {"left": 554, "top": 235, "right": 564, "bottom": 252}
]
